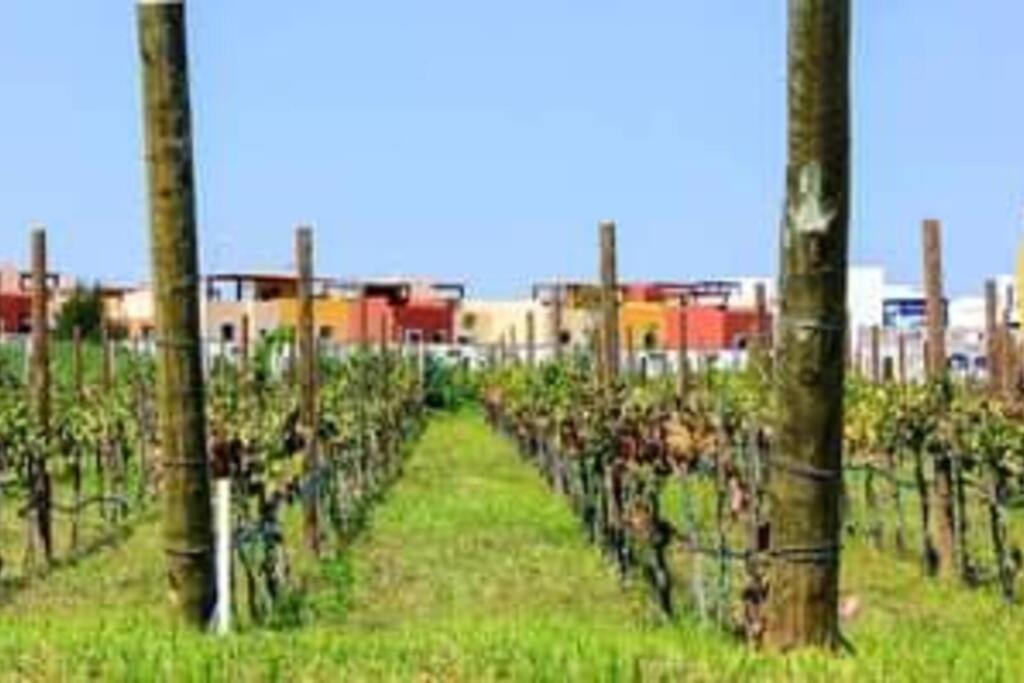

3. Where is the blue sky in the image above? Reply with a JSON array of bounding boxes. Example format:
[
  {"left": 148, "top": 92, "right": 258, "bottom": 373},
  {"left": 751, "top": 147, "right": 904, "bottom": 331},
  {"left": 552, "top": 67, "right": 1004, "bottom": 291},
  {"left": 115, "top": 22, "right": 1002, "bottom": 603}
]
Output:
[{"left": 1, "top": 2, "right": 1022, "bottom": 297}]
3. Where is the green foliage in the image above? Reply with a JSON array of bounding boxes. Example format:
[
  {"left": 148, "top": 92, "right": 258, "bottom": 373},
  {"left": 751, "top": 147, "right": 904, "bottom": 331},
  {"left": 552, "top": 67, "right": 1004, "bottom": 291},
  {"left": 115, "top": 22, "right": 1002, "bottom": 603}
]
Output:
[
  {"left": 423, "top": 356, "right": 479, "bottom": 411},
  {"left": 54, "top": 284, "right": 110, "bottom": 341}
]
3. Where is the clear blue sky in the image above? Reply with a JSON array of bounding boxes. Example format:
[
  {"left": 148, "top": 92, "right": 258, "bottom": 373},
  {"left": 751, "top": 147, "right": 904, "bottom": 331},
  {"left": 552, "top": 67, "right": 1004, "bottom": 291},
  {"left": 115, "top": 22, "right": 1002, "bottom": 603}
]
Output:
[{"left": 1, "top": 2, "right": 1022, "bottom": 297}]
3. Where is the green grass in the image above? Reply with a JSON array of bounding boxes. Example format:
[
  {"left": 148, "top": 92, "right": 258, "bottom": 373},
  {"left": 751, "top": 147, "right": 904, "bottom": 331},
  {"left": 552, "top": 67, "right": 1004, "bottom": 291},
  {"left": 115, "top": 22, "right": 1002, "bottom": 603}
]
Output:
[{"left": 0, "top": 411, "right": 1021, "bottom": 681}]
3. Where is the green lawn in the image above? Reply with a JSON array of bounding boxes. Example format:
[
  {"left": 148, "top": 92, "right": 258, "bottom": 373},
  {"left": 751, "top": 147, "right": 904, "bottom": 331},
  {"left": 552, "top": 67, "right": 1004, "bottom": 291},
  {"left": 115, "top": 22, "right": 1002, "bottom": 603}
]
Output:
[{"left": 0, "top": 411, "right": 1019, "bottom": 681}]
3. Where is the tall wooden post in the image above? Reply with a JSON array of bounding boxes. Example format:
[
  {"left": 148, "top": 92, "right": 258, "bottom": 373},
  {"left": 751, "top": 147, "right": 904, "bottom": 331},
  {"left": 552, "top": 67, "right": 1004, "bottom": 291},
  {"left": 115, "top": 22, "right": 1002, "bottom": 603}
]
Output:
[
  {"left": 526, "top": 311, "right": 536, "bottom": 369},
  {"left": 985, "top": 280, "right": 1001, "bottom": 393},
  {"left": 1001, "top": 326, "right": 1015, "bottom": 399},
  {"left": 101, "top": 323, "right": 114, "bottom": 392},
  {"left": 923, "top": 219, "right": 955, "bottom": 576},
  {"left": 765, "top": 0, "right": 850, "bottom": 651},
  {"left": 137, "top": 0, "right": 215, "bottom": 626},
  {"left": 509, "top": 325, "right": 519, "bottom": 366},
  {"left": 296, "top": 226, "right": 320, "bottom": 555},
  {"left": 239, "top": 313, "right": 250, "bottom": 371},
  {"left": 551, "top": 283, "right": 564, "bottom": 361},
  {"left": 72, "top": 326, "right": 84, "bottom": 399},
  {"left": 870, "top": 325, "right": 881, "bottom": 383},
  {"left": 599, "top": 221, "right": 620, "bottom": 388},
  {"left": 676, "top": 297, "right": 690, "bottom": 399},
  {"left": 897, "top": 333, "right": 907, "bottom": 385},
  {"left": 28, "top": 227, "right": 53, "bottom": 565},
  {"left": 359, "top": 293, "right": 369, "bottom": 350},
  {"left": 625, "top": 325, "right": 636, "bottom": 377}
]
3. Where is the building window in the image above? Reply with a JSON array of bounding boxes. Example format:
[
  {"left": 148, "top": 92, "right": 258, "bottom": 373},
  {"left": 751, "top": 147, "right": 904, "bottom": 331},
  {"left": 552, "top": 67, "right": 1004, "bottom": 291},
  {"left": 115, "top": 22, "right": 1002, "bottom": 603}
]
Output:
[
  {"left": 221, "top": 323, "right": 235, "bottom": 343},
  {"left": 559, "top": 331, "right": 571, "bottom": 345},
  {"left": 431, "top": 331, "right": 445, "bottom": 344},
  {"left": 319, "top": 326, "right": 333, "bottom": 340},
  {"left": 643, "top": 330, "right": 658, "bottom": 351}
]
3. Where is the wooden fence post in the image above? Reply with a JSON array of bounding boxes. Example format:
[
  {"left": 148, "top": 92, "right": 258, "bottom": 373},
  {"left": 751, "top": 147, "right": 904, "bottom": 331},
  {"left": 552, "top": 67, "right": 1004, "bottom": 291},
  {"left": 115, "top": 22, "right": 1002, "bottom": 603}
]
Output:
[
  {"left": 765, "top": 0, "right": 850, "bottom": 651},
  {"left": 923, "top": 218, "right": 955, "bottom": 577},
  {"left": 526, "top": 311, "right": 536, "bottom": 369},
  {"left": 985, "top": 279, "right": 1001, "bottom": 393},
  {"left": 296, "top": 226, "right": 320, "bottom": 555},
  {"left": 28, "top": 227, "right": 53, "bottom": 566},
  {"left": 599, "top": 221, "right": 620, "bottom": 389},
  {"left": 676, "top": 296, "right": 690, "bottom": 400},
  {"left": 137, "top": 0, "right": 215, "bottom": 627},
  {"left": 551, "top": 283, "right": 564, "bottom": 361}
]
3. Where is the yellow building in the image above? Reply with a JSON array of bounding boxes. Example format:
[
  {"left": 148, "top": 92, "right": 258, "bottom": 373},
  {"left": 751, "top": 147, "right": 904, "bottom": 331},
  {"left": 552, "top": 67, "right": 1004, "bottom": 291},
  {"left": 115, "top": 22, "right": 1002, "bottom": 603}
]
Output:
[{"left": 620, "top": 301, "right": 667, "bottom": 351}]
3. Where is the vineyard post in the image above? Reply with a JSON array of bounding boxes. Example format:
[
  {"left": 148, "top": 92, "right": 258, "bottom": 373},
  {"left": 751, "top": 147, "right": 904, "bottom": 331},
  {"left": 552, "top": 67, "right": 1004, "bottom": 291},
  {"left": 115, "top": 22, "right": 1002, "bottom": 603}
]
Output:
[
  {"left": 869, "top": 325, "right": 881, "bottom": 383},
  {"left": 599, "top": 221, "right": 620, "bottom": 388},
  {"left": 72, "top": 326, "right": 84, "bottom": 552},
  {"left": 28, "top": 227, "right": 53, "bottom": 566},
  {"left": 985, "top": 280, "right": 1001, "bottom": 394},
  {"left": 897, "top": 333, "right": 907, "bottom": 385},
  {"left": 676, "top": 296, "right": 690, "bottom": 400},
  {"left": 137, "top": 0, "right": 216, "bottom": 626},
  {"left": 526, "top": 311, "right": 536, "bottom": 369},
  {"left": 625, "top": 325, "right": 636, "bottom": 378},
  {"left": 239, "top": 313, "right": 250, "bottom": 373},
  {"left": 750, "top": 282, "right": 771, "bottom": 377},
  {"left": 765, "top": 0, "right": 850, "bottom": 651},
  {"left": 551, "top": 283, "right": 564, "bottom": 361},
  {"left": 1001, "top": 326, "right": 1016, "bottom": 399},
  {"left": 509, "top": 325, "right": 519, "bottom": 366},
  {"left": 102, "top": 323, "right": 113, "bottom": 393},
  {"left": 296, "top": 226, "right": 320, "bottom": 555},
  {"left": 922, "top": 218, "right": 956, "bottom": 577}
]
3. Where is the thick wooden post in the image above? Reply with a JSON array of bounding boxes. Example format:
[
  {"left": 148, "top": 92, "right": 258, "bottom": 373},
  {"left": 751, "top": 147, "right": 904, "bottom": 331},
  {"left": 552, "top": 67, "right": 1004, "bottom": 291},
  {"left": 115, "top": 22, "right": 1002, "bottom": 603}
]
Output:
[
  {"left": 599, "top": 221, "right": 620, "bottom": 388},
  {"left": 526, "top": 311, "right": 536, "bottom": 368},
  {"left": 296, "top": 226, "right": 320, "bottom": 555},
  {"left": 137, "top": 0, "right": 215, "bottom": 626},
  {"left": 923, "top": 219, "right": 955, "bottom": 576},
  {"left": 509, "top": 326, "right": 519, "bottom": 366},
  {"left": 985, "top": 280, "right": 1001, "bottom": 393},
  {"left": 765, "top": 0, "right": 850, "bottom": 651},
  {"left": 28, "top": 228, "right": 53, "bottom": 565}
]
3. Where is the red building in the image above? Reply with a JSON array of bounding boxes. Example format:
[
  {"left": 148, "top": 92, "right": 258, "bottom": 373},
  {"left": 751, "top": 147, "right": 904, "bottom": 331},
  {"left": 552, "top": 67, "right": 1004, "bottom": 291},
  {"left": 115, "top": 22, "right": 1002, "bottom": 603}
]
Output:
[
  {"left": 344, "top": 280, "right": 464, "bottom": 345},
  {"left": 0, "top": 293, "right": 31, "bottom": 334},
  {"left": 664, "top": 306, "right": 766, "bottom": 352},
  {"left": 655, "top": 281, "right": 772, "bottom": 352}
]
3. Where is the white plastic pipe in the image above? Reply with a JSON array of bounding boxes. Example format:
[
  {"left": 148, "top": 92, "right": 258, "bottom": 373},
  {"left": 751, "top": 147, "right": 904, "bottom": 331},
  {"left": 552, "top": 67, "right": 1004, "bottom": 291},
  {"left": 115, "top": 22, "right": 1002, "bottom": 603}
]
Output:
[{"left": 214, "top": 477, "right": 231, "bottom": 635}]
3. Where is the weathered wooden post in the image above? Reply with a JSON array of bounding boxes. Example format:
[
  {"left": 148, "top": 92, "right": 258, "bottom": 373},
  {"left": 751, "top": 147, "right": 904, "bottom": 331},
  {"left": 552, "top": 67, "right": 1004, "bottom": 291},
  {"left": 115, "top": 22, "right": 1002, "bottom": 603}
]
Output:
[
  {"left": 551, "top": 283, "right": 564, "bottom": 361},
  {"left": 897, "top": 333, "right": 907, "bottom": 385},
  {"left": 870, "top": 325, "right": 881, "bottom": 383},
  {"left": 28, "top": 227, "right": 53, "bottom": 566},
  {"left": 599, "top": 221, "right": 620, "bottom": 388},
  {"left": 625, "top": 325, "right": 636, "bottom": 377},
  {"left": 101, "top": 323, "right": 114, "bottom": 392},
  {"left": 509, "top": 325, "right": 519, "bottom": 366},
  {"left": 239, "top": 313, "right": 250, "bottom": 372},
  {"left": 71, "top": 325, "right": 84, "bottom": 552},
  {"left": 137, "top": 0, "right": 215, "bottom": 626},
  {"left": 676, "top": 296, "right": 690, "bottom": 400},
  {"left": 765, "top": 0, "right": 849, "bottom": 651},
  {"left": 526, "top": 311, "right": 536, "bottom": 369},
  {"left": 295, "top": 226, "right": 320, "bottom": 555},
  {"left": 985, "top": 280, "right": 1001, "bottom": 393},
  {"left": 923, "top": 219, "right": 955, "bottom": 577}
]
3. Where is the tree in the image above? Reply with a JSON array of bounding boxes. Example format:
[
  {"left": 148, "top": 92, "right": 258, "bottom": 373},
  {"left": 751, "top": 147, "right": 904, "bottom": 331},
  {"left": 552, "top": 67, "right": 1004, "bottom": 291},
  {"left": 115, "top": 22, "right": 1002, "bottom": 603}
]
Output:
[
  {"left": 765, "top": 0, "right": 850, "bottom": 651},
  {"left": 55, "top": 284, "right": 105, "bottom": 341}
]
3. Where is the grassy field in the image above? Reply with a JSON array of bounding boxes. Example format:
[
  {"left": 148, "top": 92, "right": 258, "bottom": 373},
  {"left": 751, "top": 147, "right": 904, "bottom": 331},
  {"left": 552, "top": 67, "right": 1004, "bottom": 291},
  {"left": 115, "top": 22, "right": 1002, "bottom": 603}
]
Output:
[{"left": 0, "top": 411, "right": 1019, "bottom": 681}]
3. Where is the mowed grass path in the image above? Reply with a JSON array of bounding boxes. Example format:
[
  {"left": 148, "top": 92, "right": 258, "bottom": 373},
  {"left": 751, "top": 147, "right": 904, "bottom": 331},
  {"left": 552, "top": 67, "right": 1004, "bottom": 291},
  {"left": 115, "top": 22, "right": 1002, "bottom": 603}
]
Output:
[{"left": 0, "top": 411, "right": 1022, "bottom": 681}]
